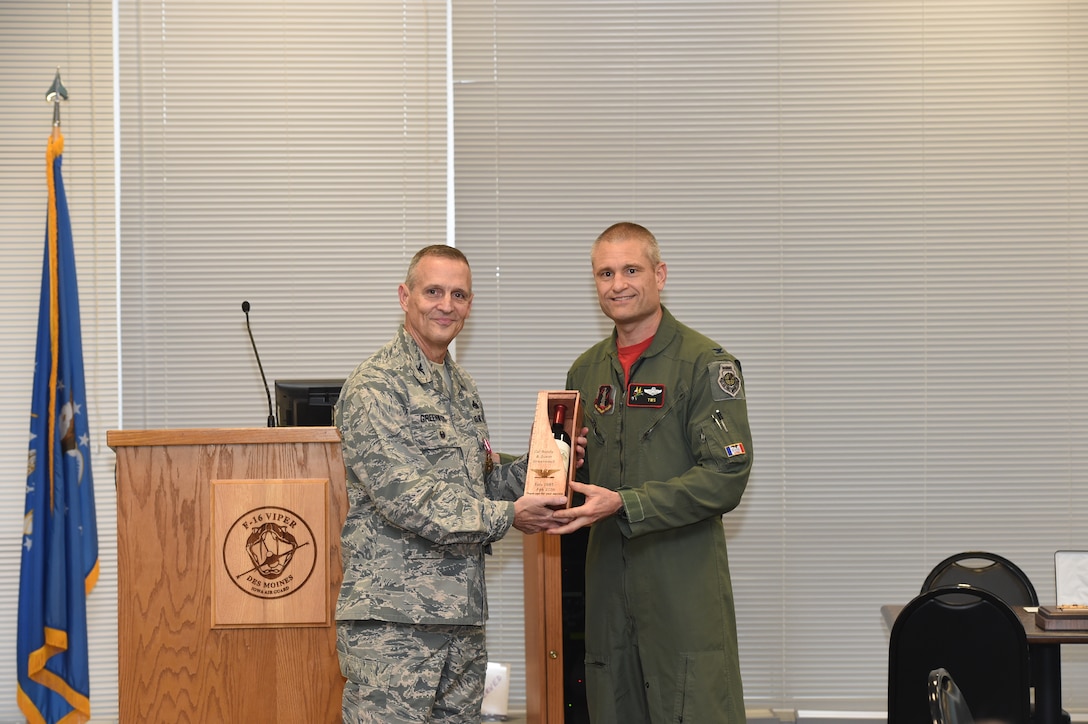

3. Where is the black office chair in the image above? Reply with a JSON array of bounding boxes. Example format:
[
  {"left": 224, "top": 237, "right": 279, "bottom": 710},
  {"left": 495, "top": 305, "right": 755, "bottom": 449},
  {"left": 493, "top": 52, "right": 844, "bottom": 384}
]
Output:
[
  {"left": 889, "top": 585, "right": 1031, "bottom": 724},
  {"left": 929, "top": 668, "right": 975, "bottom": 724},
  {"left": 921, "top": 552, "right": 1070, "bottom": 724},
  {"left": 921, "top": 551, "right": 1038, "bottom": 606}
]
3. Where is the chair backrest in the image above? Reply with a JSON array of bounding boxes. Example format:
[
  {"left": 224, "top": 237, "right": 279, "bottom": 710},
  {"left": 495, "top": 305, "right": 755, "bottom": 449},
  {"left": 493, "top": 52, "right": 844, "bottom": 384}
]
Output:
[
  {"left": 889, "top": 586, "right": 1031, "bottom": 724},
  {"left": 928, "top": 667, "right": 975, "bottom": 724},
  {"left": 921, "top": 551, "right": 1039, "bottom": 607}
]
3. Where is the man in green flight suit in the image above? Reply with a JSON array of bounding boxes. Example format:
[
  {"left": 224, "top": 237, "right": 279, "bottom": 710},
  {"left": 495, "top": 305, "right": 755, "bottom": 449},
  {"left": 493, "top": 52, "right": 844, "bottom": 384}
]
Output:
[{"left": 551, "top": 222, "right": 754, "bottom": 723}]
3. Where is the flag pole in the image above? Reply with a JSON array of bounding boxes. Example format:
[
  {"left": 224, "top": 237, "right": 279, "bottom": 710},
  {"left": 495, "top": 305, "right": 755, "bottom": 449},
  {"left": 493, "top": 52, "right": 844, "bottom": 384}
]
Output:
[
  {"left": 18, "top": 66, "right": 99, "bottom": 724},
  {"left": 46, "top": 68, "right": 67, "bottom": 127},
  {"left": 44, "top": 72, "right": 66, "bottom": 502}
]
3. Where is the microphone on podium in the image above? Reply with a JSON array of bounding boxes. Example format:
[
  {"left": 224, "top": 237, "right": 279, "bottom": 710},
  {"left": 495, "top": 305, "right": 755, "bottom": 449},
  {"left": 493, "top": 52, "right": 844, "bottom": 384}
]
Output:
[{"left": 241, "top": 300, "right": 277, "bottom": 427}]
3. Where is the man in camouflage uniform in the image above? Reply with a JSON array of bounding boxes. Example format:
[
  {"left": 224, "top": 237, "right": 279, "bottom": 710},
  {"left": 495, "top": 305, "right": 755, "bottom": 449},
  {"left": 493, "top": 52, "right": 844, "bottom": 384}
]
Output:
[
  {"left": 552, "top": 223, "right": 753, "bottom": 724},
  {"left": 335, "top": 245, "right": 567, "bottom": 723}
]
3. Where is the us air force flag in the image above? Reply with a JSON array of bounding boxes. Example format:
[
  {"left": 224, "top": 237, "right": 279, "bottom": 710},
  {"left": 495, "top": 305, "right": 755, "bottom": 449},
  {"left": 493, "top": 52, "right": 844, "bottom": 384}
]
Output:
[{"left": 17, "top": 128, "right": 100, "bottom": 724}]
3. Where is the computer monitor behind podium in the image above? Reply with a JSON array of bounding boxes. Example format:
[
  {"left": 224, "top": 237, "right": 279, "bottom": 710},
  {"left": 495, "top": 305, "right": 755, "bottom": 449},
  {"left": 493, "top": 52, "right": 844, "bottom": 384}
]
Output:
[{"left": 274, "top": 379, "right": 343, "bottom": 426}]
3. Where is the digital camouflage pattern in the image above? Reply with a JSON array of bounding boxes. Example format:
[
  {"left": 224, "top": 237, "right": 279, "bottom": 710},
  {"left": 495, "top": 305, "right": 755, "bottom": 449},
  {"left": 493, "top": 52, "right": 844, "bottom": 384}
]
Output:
[
  {"left": 337, "top": 619, "right": 486, "bottom": 724},
  {"left": 335, "top": 325, "right": 528, "bottom": 626}
]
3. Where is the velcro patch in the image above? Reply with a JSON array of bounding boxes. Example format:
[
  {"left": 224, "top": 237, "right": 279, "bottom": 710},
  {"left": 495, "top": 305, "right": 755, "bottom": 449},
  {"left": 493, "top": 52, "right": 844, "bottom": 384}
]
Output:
[
  {"left": 627, "top": 383, "right": 665, "bottom": 408},
  {"left": 594, "top": 384, "right": 616, "bottom": 414},
  {"left": 710, "top": 360, "right": 744, "bottom": 401}
]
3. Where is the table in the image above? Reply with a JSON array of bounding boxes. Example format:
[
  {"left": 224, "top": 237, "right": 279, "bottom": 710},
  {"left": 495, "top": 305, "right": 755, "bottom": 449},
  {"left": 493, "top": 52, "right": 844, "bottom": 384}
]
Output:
[{"left": 883, "top": 604, "right": 1088, "bottom": 724}]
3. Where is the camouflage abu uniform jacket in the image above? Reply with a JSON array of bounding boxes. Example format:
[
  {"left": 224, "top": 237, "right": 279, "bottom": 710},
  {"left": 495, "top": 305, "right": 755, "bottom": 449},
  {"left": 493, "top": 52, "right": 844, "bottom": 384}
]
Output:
[{"left": 335, "top": 325, "right": 528, "bottom": 626}]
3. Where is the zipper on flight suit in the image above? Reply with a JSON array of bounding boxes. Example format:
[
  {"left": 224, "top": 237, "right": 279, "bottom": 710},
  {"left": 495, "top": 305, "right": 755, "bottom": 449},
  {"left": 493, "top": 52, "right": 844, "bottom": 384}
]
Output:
[{"left": 640, "top": 388, "right": 684, "bottom": 442}]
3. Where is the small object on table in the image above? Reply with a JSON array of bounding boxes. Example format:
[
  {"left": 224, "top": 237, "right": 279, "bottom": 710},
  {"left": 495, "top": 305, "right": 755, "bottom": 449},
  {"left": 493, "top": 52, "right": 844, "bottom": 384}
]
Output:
[{"left": 1035, "top": 604, "right": 1088, "bottom": 631}]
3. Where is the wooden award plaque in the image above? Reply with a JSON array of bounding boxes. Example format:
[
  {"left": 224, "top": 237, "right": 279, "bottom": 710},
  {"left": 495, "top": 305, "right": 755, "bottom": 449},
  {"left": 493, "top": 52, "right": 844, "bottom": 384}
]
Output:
[{"left": 524, "top": 390, "right": 582, "bottom": 500}]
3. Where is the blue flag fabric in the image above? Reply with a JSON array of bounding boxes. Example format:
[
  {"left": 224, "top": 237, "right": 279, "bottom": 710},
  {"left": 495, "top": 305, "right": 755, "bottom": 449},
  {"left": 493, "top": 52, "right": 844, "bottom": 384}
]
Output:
[{"left": 17, "top": 129, "right": 100, "bottom": 724}]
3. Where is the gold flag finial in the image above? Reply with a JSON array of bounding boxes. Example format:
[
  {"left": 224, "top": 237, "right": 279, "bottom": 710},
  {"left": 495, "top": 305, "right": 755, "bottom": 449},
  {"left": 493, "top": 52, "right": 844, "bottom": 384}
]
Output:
[{"left": 46, "top": 68, "right": 68, "bottom": 127}]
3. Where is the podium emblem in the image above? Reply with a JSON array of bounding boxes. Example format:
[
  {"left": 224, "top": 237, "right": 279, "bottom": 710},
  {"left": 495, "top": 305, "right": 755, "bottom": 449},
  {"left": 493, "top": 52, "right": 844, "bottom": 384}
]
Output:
[
  {"left": 222, "top": 506, "right": 317, "bottom": 599},
  {"left": 212, "top": 478, "right": 329, "bottom": 627}
]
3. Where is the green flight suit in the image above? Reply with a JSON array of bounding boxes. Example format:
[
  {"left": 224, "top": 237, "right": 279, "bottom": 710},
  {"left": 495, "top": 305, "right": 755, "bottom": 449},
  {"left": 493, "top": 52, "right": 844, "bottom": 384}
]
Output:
[{"left": 566, "top": 306, "right": 752, "bottom": 724}]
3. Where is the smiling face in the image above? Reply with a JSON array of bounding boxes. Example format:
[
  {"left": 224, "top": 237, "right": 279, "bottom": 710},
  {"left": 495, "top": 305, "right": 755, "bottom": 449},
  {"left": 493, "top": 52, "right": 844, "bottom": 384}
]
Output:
[
  {"left": 399, "top": 253, "right": 473, "bottom": 363},
  {"left": 591, "top": 235, "right": 667, "bottom": 344}
]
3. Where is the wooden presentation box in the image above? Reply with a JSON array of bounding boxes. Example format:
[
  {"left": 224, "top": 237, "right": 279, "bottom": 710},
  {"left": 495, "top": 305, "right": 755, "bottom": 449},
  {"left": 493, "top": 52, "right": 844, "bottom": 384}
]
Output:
[{"left": 524, "top": 390, "right": 583, "bottom": 500}]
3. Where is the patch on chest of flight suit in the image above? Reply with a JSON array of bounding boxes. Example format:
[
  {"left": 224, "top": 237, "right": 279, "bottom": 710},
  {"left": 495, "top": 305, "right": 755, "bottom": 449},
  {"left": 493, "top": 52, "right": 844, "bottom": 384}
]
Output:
[
  {"left": 627, "top": 383, "right": 665, "bottom": 408},
  {"left": 594, "top": 384, "right": 616, "bottom": 414}
]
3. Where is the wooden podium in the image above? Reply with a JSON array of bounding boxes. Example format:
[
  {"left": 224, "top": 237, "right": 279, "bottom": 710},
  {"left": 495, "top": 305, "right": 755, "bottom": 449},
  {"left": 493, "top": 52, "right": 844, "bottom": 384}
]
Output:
[
  {"left": 523, "top": 526, "right": 592, "bottom": 724},
  {"left": 107, "top": 427, "right": 347, "bottom": 723},
  {"left": 523, "top": 533, "right": 566, "bottom": 723}
]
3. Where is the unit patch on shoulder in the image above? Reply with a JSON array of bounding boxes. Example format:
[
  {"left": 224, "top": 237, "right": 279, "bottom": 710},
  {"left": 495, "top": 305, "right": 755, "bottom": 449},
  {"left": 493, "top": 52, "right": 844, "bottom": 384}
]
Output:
[
  {"left": 710, "top": 360, "right": 744, "bottom": 401},
  {"left": 627, "top": 383, "right": 665, "bottom": 408}
]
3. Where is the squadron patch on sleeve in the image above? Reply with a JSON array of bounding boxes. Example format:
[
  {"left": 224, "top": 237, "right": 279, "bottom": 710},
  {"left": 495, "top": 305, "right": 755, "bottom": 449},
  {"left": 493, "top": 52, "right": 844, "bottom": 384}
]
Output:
[{"left": 710, "top": 360, "right": 744, "bottom": 401}]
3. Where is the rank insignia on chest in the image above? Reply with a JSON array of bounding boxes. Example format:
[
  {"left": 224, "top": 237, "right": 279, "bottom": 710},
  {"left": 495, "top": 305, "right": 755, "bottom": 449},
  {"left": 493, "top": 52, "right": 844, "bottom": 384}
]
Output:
[
  {"left": 627, "top": 383, "right": 665, "bottom": 408},
  {"left": 594, "top": 384, "right": 616, "bottom": 414},
  {"left": 711, "top": 360, "right": 744, "bottom": 401}
]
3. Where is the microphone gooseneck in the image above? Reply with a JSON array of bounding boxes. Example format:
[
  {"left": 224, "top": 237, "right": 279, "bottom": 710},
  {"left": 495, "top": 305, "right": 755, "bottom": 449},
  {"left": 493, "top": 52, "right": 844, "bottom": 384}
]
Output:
[{"left": 241, "top": 300, "right": 277, "bottom": 427}]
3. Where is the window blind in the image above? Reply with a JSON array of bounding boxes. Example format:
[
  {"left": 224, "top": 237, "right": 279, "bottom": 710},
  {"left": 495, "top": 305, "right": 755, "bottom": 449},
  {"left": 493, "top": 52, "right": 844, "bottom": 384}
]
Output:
[
  {"left": 1, "top": 0, "right": 1086, "bottom": 719},
  {"left": 116, "top": 0, "right": 449, "bottom": 429},
  {"left": 453, "top": 0, "right": 1088, "bottom": 711}
]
